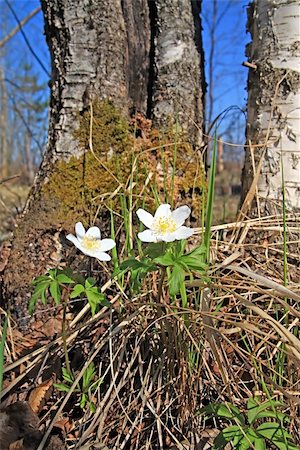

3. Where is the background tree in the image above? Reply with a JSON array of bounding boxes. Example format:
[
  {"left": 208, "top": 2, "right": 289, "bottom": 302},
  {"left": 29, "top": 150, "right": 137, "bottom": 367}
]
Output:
[
  {"left": 0, "top": 4, "right": 48, "bottom": 182},
  {"left": 242, "top": 0, "right": 300, "bottom": 214},
  {"left": 2, "top": 0, "right": 205, "bottom": 322}
]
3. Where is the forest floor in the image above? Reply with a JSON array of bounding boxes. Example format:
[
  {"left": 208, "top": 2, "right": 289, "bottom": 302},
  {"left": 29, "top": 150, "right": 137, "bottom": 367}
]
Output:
[{"left": 1, "top": 167, "right": 300, "bottom": 450}]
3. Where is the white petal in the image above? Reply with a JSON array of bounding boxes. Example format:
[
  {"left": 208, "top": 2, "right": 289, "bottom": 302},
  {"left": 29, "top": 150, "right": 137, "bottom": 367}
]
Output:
[
  {"left": 173, "top": 226, "right": 194, "bottom": 240},
  {"left": 171, "top": 205, "right": 191, "bottom": 227},
  {"left": 100, "top": 238, "right": 116, "bottom": 251},
  {"left": 136, "top": 209, "right": 154, "bottom": 228},
  {"left": 75, "top": 222, "right": 86, "bottom": 238},
  {"left": 138, "top": 229, "right": 158, "bottom": 242},
  {"left": 68, "top": 237, "right": 90, "bottom": 255},
  {"left": 154, "top": 204, "right": 171, "bottom": 219},
  {"left": 94, "top": 251, "right": 111, "bottom": 261},
  {"left": 66, "top": 234, "right": 81, "bottom": 248},
  {"left": 86, "top": 226, "right": 101, "bottom": 239},
  {"left": 158, "top": 233, "right": 176, "bottom": 243}
]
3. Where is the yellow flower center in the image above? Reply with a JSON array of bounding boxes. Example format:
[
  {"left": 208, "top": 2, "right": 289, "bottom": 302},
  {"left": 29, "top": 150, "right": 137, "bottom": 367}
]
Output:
[
  {"left": 82, "top": 236, "right": 101, "bottom": 251},
  {"left": 153, "top": 216, "right": 177, "bottom": 234}
]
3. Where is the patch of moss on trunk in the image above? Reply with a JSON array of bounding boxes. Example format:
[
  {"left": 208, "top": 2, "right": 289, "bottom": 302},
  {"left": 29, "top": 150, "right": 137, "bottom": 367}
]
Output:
[{"left": 43, "top": 101, "right": 206, "bottom": 232}]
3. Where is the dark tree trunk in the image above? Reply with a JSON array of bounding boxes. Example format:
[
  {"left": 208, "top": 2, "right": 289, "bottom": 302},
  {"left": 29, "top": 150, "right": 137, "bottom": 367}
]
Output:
[{"left": 1, "top": 0, "right": 205, "bottom": 326}]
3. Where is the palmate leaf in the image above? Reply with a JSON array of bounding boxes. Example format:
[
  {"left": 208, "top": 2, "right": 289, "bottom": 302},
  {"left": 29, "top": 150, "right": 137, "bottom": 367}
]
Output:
[
  {"left": 255, "top": 410, "right": 289, "bottom": 422},
  {"left": 247, "top": 397, "right": 287, "bottom": 425},
  {"left": 199, "top": 402, "right": 245, "bottom": 425},
  {"left": 29, "top": 281, "right": 50, "bottom": 314},
  {"left": 86, "top": 288, "right": 110, "bottom": 316},
  {"left": 70, "top": 284, "right": 85, "bottom": 299},
  {"left": 82, "top": 362, "right": 96, "bottom": 392},
  {"left": 256, "top": 422, "right": 298, "bottom": 449},
  {"left": 62, "top": 367, "right": 74, "bottom": 383},
  {"left": 31, "top": 275, "right": 51, "bottom": 286},
  {"left": 54, "top": 383, "right": 71, "bottom": 393},
  {"left": 49, "top": 280, "right": 61, "bottom": 305},
  {"left": 153, "top": 252, "right": 175, "bottom": 266},
  {"left": 56, "top": 273, "right": 74, "bottom": 284},
  {"left": 213, "top": 425, "right": 244, "bottom": 449},
  {"left": 168, "top": 263, "right": 185, "bottom": 296}
]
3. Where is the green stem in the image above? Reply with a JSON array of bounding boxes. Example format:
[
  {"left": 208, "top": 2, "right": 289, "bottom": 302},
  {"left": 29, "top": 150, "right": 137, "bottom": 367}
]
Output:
[
  {"left": 157, "top": 266, "right": 167, "bottom": 303},
  {"left": 62, "top": 290, "right": 71, "bottom": 375}
]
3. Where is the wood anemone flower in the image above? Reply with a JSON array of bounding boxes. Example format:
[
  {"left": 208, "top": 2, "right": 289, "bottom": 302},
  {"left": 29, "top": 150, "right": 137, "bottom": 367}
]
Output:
[
  {"left": 66, "top": 222, "right": 115, "bottom": 260},
  {"left": 136, "top": 204, "right": 194, "bottom": 243}
]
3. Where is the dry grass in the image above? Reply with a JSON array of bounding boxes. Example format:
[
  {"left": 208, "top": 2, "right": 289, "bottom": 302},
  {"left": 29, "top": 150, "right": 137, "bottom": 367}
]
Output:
[
  {"left": 0, "top": 178, "right": 30, "bottom": 241},
  {"left": 1, "top": 211, "right": 300, "bottom": 449}
]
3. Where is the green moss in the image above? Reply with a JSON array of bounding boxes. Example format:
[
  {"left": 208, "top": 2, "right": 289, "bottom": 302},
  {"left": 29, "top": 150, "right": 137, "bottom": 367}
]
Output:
[{"left": 43, "top": 100, "right": 206, "bottom": 230}]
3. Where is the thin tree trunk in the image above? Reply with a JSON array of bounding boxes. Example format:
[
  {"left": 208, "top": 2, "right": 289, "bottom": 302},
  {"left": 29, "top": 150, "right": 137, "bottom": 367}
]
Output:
[
  {"left": 1, "top": 0, "right": 205, "bottom": 325},
  {"left": 0, "top": 68, "right": 9, "bottom": 179},
  {"left": 242, "top": 0, "right": 300, "bottom": 214}
]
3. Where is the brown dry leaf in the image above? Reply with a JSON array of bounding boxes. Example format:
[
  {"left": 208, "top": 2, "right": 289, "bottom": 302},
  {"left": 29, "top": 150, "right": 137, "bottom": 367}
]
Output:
[
  {"left": 19, "top": 363, "right": 26, "bottom": 375},
  {"left": 53, "top": 416, "right": 74, "bottom": 435},
  {"left": 28, "top": 379, "right": 53, "bottom": 414},
  {"left": 9, "top": 439, "right": 23, "bottom": 450}
]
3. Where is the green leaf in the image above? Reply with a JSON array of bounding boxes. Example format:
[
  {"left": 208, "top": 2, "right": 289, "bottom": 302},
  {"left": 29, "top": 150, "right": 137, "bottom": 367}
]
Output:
[
  {"left": 255, "top": 411, "right": 289, "bottom": 422},
  {"left": 119, "top": 258, "right": 156, "bottom": 271},
  {"left": 31, "top": 275, "right": 50, "bottom": 286},
  {"left": 62, "top": 367, "right": 74, "bottom": 383},
  {"left": 48, "top": 268, "right": 58, "bottom": 278},
  {"left": 49, "top": 280, "right": 61, "bottom": 305},
  {"left": 185, "top": 244, "right": 207, "bottom": 257},
  {"left": 82, "top": 363, "right": 96, "bottom": 392},
  {"left": 80, "top": 393, "right": 87, "bottom": 409},
  {"left": 253, "top": 437, "right": 266, "bottom": 450},
  {"left": 213, "top": 425, "right": 244, "bottom": 449},
  {"left": 256, "top": 422, "right": 294, "bottom": 443},
  {"left": 86, "top": 289, "right": 108, "bottom": 316},
  {"left": 29, "top": 281, "right": 50, "bottom": 314},
  {"left": 274, "top": 443, "right": 300, "bottom": 450},
  {"left": 85, "top": 277, "right": 97, "bottom": 288},
  {"left": 144, "top": 242, "right": 166, "bottom": 259},
  {"left": 54, "top": 383, "right": 71, "bottom": 393},
  {"left": 199, "top": 402, "right": 245, "bottom": 425},
  {"left": 178, "top": 254, "right": 207, "bottom": 272},
  {"left": 88, "top": 400, "right": 96, "bottom": 413},
  {"left": 168, "top": 263, "right": 185, "bottom": 296},
  {"left": 56, "top": 273, "right": 74, "bottom": 284},
  {"left": 70, "top": 284, "right": 85, "bottom": 299},
  {"left": 153, "top": 252, "right": 175, "bottom": 267},
  {"left": 247, "top": 397, "right": 286, "bottom": 425}
]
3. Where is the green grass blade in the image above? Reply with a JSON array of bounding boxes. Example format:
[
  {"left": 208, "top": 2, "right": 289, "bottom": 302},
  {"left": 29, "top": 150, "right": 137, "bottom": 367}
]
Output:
[
  {"left": 0, "top": 314, "right": 9, "bottom": 393},
  {"left": 171, "top": 117, "right": 178, "bottom": 208},
  {"left": 204, "top": 131, "right": 217, "bottom": 263}
]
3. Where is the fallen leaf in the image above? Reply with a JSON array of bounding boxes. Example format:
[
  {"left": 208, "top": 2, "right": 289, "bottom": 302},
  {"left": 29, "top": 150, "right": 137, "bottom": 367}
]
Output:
[
  {"left": 53, "top": 415, "right": 74, "bottom": 435},
  {"left": 28, "top": 379, "right": 53, "bottom": 414},
  {"left": 9, "top": 439, "right": 23, "bottom": 450}
]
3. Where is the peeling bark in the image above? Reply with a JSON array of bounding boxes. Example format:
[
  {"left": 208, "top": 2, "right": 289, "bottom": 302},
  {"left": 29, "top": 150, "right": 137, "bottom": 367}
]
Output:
[
  {"left": 1, "top": 0, "right": 205, "bottom": 326},
  {"left": 242, "top": 0, "right": 300, "bottom": 213}
]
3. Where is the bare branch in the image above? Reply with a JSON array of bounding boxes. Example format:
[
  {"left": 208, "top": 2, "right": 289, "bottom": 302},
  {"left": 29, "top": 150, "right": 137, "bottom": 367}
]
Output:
[{"left": 0, "top": 6, "right": 41, "bottom": 49}]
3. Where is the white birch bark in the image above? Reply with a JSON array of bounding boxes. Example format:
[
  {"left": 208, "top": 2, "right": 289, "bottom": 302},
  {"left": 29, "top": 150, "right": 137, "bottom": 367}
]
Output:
[{"left": 243, "top": 0, "right": 300, "bottom": 212}]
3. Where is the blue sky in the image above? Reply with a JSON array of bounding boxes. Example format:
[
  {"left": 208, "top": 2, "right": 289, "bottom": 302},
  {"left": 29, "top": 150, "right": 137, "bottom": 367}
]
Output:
[
  {"left": 1, "top": 0, "right": 250, "bottom": 153},
  {"left": 202, "top": 0, "right": 250, "bottom": 149}
]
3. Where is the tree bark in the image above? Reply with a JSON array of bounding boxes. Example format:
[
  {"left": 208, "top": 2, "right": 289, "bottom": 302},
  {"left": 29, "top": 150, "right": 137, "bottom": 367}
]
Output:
[
  {"left": 242, "top": 0, "right": 300, "bottom": 214},
  {"left": 1, "top": 0, "right": 205, "bottom": 325}
]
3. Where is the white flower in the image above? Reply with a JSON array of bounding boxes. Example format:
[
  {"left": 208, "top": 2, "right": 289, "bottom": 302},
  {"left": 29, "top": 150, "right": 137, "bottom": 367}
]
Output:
[
  {"left": 66, "top": 222, "right": 115, "bottom": 260},
  {"left": 136, "top": 204, "right": 194, "bottom": 243}
]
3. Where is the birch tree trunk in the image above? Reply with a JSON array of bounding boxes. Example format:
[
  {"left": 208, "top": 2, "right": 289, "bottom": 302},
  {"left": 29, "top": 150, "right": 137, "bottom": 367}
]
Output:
[
  {"left": 242, "top": 0, "right": 300, "bottom": 214},
  {"left": 1, "top": 0, "right": 205, "bottom": 324}
]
